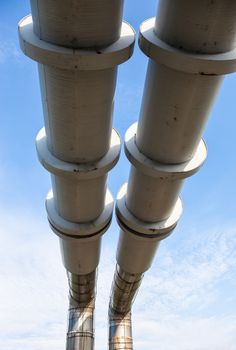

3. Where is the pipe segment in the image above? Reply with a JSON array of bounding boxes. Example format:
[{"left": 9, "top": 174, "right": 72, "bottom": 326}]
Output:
[
  {"left": 110, "top": 265, "right": 143, "bottom": 314},
  {"left": 109, "top": 1, "right": 236, "bottom": 348},
  {"left": 109, "top": 266, "right": 142, "bottom": 350},
  {"left": 19, "top": 15, "right": 135, "bottom": 163},
  {"left": 155, "top": 0, "right": 236, "bottom": 55},
  {"left": 138, "top": 15, "right": 236, "bottom": 164},
  {"left": 116, "top": 183, "right": 183, "bottom": 275},
  {"left": 30, "top": 0, "right": 124, "bottom": 48},
  {"left": 125, "top": 123, "right": 207, "bottom": 222},
  {"left": 67, "top": 271, "right": 96, "bottom": 350},
  {"left": 36, "top": 128, "right": 120, "bottom": 222},
  {"left": 109, "top": 311, "right": 133, "bottom": 350},
  {"left": 19, "top": 3, "right": 135, "bottom": 350},
  {"left": 46, "top": 189, "right": 113, "bottom": 275}
]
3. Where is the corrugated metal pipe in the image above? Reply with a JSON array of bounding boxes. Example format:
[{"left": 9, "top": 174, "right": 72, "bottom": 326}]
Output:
[
  {"left": 109, "top": 1, "right": 236, "bottom": 348},
  {"left": 18, "top": 1, "right": 135, "bottom": 349}
]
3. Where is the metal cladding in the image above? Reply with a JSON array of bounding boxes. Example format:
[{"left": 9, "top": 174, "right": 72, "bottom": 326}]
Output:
[
  {"left": 109, "top": 311, "right": 133, "bottom": 350},
  {"left": 18, "top": 1, "right": 135, "bottom": 350},
  {"left": 109, "top": 1, "right": 236, "bottom": 349},
  {"left": 67, "top": 271, "right": 96, "bottom": 350}
]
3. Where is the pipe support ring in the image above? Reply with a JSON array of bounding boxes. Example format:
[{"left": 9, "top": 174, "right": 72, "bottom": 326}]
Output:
[
  {"left": 46, "top": 189, "right": 113, "bottom": 238},
  {"left": 18, "top": 15, "right": 135, "bottom": 71},
  {"left": 46, "top": 189, "right": 113, "bottom": 274},
  {"left": 125, "top": 123, "right": 207, "bottom": 180},
  {"left": 116, "top": 183, "right": 182, "bottom": 239},
  {"left": 139, "top": 18, "right": 236, "bottom": 75},
  {"left": 36, "top": 127, "right": 121, "bottom": 180}
]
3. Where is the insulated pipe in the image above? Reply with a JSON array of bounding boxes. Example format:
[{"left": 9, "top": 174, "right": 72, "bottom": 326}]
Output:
[
  {"left": 136, "top": 61, "right": 222, "bottom": 163},
  {"left": 38, "top": 64, "right": 118, "bottom": 162},
  {"left": 19, "top": 3, "right": 135, "bottom": 350},
  {"left": 109, "top": 266, "right": 138, "bottom": 350},
  {"left": 30, "top": 0, "right": 124, "bottom": 48},
  {"left": 36, "top": 127, "right": 120, "bottom": 222},
  {"left": 109, "top": 1, "right": 236, "bottom": 349},
  {"left": 19, "top": 16, "right": 134, "bottom": 163},
  {"left": 137, "top": 1, "right": 236, "bottom": 164},
  {"left": 67, "top": 271, "right": 96, "bottom": 350},
  {"left": 109, "top": 311, "right": 133, "bottom": 350},
  {"left": 155, "top": 0, "right": 236, "bottom": 54}
]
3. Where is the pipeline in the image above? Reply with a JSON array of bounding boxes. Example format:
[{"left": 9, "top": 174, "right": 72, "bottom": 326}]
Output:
[
  {"left": 109, "top": 1, "right": 236, "bottom": 349},
  {"left": 109, "top": 266, "right": 142, "bottom": 349},
  {"left": 18, "top": 1, "right": 135, "bottom": 349},
  {"left": 67, "top": 271, "right": 96, "bottom": 350}
]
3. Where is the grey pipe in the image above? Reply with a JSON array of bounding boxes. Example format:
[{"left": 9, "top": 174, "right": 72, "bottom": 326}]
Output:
[
  {"left": 110, "top": 1, "right": 236, "bottom": 348},
  {"left": 19, "top": 2, "right": 135, "bottom": 350}
]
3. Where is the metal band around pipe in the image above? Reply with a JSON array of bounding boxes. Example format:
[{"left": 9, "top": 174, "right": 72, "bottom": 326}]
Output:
[
  {"left": 18, "top": 16, "right": 135, "bottom": 71},
  {"left": 139, "top": 17, "right": 236, "bottom": 75}
]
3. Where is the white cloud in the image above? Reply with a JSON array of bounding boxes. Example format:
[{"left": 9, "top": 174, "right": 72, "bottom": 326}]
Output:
[
  {"left": 133, "top": 315, "right": 236, "bottom": 350},
  {"left": 0, "top": 205, "right": 236, "bottom": 350},
  {"left": 0, "top": 40, "right": 21, "bottom": 64}
]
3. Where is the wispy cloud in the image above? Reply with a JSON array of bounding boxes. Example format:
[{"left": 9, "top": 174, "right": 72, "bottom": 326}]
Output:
[
  {"left": 0, "top": 204, "right": 236, "bottom": 350},
  {"left": 0, "top": 40, "right": 21, "bottom": 64}
]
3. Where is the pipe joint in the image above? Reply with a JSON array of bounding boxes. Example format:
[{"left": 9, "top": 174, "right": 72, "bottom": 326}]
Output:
[
  {"left": 116, "top": 183, "right": 182, "bottom": 239},
  {"left": 139, "top": 17, "right": 236, "bottom": 75},
  {"left": 36, "top": 128, "right": 120, "bottom": 222},
  {"left": 124, "top": 122, "right": 206, "bottom": 221},
  {"left": 115, "top": 184, "right": 182, "bottom": 274},
  {"left": 18, "top": 16, "right": 135, "bottom": 71},
  {"left": 46, "top": 189, "right": 113, "bottom": 274},
  {"left": 36, "top": 128, "right": 121, "bottom": 179},
  {"left": 125, "top": 123, "right": 207, "bottom": 180}
]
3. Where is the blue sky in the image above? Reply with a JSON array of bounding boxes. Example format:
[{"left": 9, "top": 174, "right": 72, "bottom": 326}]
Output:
[{"left": 0, "top": 1, "right": 236, "bottom": 349}]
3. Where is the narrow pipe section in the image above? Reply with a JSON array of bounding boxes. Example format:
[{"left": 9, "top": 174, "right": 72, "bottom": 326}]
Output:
[
  {"left": 109, "top": 266, "right": 138, "bottom": 349},
  {"left": 110, "top": 1, "right": 236, "bottom": 348},
  {"left": 110, "top": 265, "right": 143, "bottom": 314},
  {"left": 67, "top": 271, "right": 96, "bottom": 350},
  {"left": 109, "top": 310, "right": 133, "bottom": 350}
]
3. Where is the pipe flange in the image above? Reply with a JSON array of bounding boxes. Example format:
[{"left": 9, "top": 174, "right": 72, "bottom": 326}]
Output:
[
  {"left": 125, "top": 122, "right": 207, "bottom": 180},
  {"left": 46, "top": 188, "right": 114, "bottom": 239},
  {"left": 36, "top": 128, "right": 121, "bottom": 179},
  {"left": 116, "top": 183, "right": 183, "bottom": 240},
  {"left": 139, "top": 17, "right": 236, "bottom": 75},
  {"left": 18, "top": 15, "right": 135, "bottom": 71}
]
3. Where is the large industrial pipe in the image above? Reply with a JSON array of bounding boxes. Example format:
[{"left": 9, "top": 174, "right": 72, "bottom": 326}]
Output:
[
  {"left": 18, "top": 2, "right": 135, "bottom": 349},
  {"left": 109, "top": 1, "right": 236, "bottom": 348},
  {"left": 30, "top": 0, "right": 124, "bottom": 48}
]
